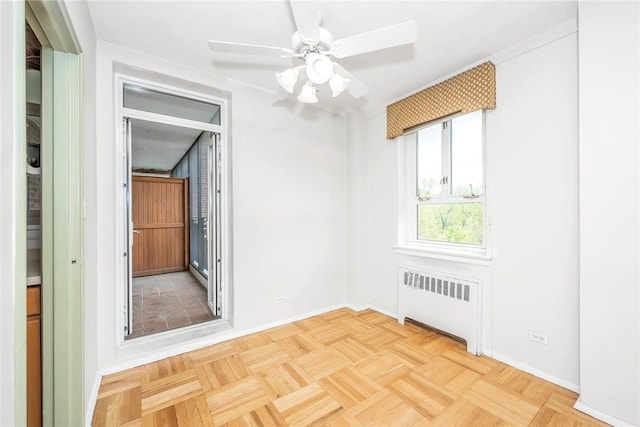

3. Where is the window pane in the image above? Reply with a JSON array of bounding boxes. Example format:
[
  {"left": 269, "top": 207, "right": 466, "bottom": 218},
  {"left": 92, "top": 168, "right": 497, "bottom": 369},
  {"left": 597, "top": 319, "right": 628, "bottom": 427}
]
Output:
[
  {"left": 416, "top": 124, "right": 443, "bottom": 198},
  {"left": 124, "top": 83, "right": 221, "bottom": 125},
  {"left": 198, "top": 136, "right": 209, "bottom": 275},
  {"left": 451, "top": 110, "right": 483, "bottom": 196},
  {"left": 417, "top": 202, "right": 483, "bottom": 245},
  {"left": 189, "top": 145, "right": 199, "bottom": 267}
]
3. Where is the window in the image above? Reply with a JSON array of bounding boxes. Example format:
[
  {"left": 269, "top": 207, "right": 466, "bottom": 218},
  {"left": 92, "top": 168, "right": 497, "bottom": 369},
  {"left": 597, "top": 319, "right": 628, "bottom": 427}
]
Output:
[
  {"left": 172, "top": 131, "right": 213, "bottom": 278},
  {"left": 123, "top": 83, "right": 221, "bottom": 125},
  {"left": 400, "top": 110, "right": 486, "bottom": 255}
]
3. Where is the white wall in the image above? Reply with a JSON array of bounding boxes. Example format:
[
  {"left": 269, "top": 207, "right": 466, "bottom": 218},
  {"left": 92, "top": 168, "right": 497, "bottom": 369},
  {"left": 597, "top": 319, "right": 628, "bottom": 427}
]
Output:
[
  {"left": 347, "top": 25, "right": 580, "bottom": 389},
  {"left": 0, "top": 3, "right": 26, "bottom": 425},
  {"left": 346, "top": 111, "right": 369, "bottom": 307},
  {"left": 89, "top": 41, "right": 347, "bottom": 376},
  {"left": 231, "top": 84, "right": 347, "bottom": 329},
  {"left": 488, "top": 33, "right": 579, "bottom": 387},
  {"left": 577, "top": 2, "right": 640, "bottom": 425}
]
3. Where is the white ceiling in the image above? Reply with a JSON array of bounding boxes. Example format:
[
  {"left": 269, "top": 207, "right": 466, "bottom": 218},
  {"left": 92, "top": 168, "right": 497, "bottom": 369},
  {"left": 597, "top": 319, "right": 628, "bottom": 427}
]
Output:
[
  {"left": 94, "top": 1, "right": 577, "bottom": 169},
  {"left": 88, "top": 1, "right": 577, "bottom": 113},
  {"left": 131, "top": 119, "right": 202, "bottom": 170}
]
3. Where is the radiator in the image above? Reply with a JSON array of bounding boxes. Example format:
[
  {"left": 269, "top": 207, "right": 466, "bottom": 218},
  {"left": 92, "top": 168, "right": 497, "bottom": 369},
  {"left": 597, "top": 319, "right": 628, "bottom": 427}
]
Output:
[{"left": 398, "top": 266, "right": 482, "bottom": 355}]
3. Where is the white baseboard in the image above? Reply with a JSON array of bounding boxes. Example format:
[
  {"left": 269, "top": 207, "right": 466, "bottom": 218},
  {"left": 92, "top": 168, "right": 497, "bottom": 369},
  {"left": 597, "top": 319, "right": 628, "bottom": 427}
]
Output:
[
  {"left": 345, "top": 303, "right": 399, "bottom": 321},
  {"left": 85, "top": 372, "right": 103, "bottom": 426},
  {"left": 344, "top": 303, "right": 368, "bottom": 312},
  {"left": 573, "top": 399, "right": 637, "bottom": 427},
  {"left": 491, "top": 351, "right": 579, "bottom": 393},
  {"left": 368, "top": 304, "right": 399, "bottom": 320}
]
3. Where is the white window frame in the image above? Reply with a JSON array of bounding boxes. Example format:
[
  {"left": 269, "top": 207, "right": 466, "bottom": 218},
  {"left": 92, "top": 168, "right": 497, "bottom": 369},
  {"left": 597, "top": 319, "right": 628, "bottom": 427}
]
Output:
[{"left": 395, "top": 111, "right": 491, "bottom": 266}]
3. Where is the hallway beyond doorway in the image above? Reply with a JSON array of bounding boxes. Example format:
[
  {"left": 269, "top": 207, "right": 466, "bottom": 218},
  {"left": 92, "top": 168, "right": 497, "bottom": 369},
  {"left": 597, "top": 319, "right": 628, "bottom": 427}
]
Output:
[{"left": 128, "top": 271, "right": 215, "bottom": 339}]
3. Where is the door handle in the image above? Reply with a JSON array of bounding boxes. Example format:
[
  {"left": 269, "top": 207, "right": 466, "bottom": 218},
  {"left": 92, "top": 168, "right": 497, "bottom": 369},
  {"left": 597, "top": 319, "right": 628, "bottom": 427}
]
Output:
[{"left": 133, "top": 229, "right": 141, "bottom": 234}]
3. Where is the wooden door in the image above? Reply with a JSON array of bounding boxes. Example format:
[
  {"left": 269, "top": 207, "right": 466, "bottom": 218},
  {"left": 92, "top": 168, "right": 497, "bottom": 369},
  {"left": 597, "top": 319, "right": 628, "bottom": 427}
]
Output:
[{"left": 132, "top": 176, "right": 188, "bottom": 277}]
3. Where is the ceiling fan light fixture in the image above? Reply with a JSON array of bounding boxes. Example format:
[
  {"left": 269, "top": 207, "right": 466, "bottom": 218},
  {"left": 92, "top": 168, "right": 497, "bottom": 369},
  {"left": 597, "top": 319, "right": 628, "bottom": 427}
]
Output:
[
  {"left": 209, "top": 3, "right": 418, "bottom": 105},
  {"left": 328, "top": 73, "right": 350, "bottom": 97},
  {"left": 305, "top": 53, "right": 333, "bottom": 84},
  {"left": 275, "top": 67, "right": 300, "bottom": 94},
  {"left": 297, "top": 81, "right": 319, "bottom": 104}
]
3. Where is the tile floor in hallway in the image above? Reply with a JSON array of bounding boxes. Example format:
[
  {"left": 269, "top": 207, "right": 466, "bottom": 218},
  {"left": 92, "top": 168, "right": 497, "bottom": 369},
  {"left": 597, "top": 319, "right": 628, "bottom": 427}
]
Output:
[{"left": 128, "top": 271, "right": 216, "bottom": 339}]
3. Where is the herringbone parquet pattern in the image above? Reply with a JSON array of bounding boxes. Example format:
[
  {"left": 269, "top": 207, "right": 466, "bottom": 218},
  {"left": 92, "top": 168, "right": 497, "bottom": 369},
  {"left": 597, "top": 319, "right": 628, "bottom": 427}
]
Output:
[{"left": 92, "top": 308, "right": 608, "bottom": 426}]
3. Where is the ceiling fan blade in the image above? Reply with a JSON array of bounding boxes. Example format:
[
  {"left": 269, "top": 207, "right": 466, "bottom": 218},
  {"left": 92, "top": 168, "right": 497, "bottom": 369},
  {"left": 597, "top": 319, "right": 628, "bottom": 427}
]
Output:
[
  {"left": 333, "top": 63, "right": 368, "bottom": 98},
  {"left": 208, "top": 40, "right": 293, "bottom": 57},
  {"left": 289, "top": 0, "right": 320, "bottom": 44},
  {"left": 331, "top": 21, "right": 417, "bottom": 59}
]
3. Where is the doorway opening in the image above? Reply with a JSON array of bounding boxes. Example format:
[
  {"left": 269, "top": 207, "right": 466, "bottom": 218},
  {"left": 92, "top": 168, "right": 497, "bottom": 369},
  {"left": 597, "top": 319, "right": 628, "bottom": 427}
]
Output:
[
  {"left": 120, "top": 81, "right": 226, "bottom": 340},
  {"left": 25, "top": 20, "right": 42, "bottom": 427}
]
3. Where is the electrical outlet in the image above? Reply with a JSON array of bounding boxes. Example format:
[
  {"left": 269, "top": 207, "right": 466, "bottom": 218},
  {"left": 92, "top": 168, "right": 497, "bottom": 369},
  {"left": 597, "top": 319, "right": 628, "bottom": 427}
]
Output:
[
  {"left": 528, "top": 331, "right": 548, "bottom": 345},
  {"left": 276, "top": 296, "right": 286, "bottom": 304}
]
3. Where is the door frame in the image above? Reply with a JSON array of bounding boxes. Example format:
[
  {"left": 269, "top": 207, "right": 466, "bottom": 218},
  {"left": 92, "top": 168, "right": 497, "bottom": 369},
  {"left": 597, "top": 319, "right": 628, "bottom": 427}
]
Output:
[
  {"left": 20, "top": 2, "right": 84, "bottom": 426},
  {"left": 117, "top": 74, "right": 229, "bottom": 343},
  {"left": 124, "top": 117, "right": 133, "bottom": 335},
  {"left": 1, "top": 3, "right": 27, "bottom": 425},
  {"left": 208, "top": 134, "right": 223, "bottom": 316}
]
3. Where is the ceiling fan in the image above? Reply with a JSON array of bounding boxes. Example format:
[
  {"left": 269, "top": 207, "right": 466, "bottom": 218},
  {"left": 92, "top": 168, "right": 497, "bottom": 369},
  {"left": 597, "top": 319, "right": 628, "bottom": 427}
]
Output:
[{"left": 208, "top": 0, "right": 417, "bottom": 104}]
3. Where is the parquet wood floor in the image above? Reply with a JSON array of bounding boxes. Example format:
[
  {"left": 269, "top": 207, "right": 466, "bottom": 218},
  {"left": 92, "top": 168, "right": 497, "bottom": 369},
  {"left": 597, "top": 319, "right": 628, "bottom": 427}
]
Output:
[{"left": 92, "top": 308, "right": 608, "bottom": 426}]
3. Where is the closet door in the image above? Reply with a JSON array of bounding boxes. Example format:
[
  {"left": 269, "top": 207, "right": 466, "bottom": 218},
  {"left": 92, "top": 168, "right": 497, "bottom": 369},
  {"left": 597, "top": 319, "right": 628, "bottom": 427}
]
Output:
[{"left": 41, "top": 47, "right": 83, "bottom": 427}]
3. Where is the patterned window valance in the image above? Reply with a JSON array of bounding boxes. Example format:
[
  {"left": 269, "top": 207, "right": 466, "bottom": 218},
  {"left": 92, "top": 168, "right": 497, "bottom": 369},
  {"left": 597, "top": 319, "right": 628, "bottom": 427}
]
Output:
[{"left": 386, "top": 62, "right": 496, "bottom": 139}]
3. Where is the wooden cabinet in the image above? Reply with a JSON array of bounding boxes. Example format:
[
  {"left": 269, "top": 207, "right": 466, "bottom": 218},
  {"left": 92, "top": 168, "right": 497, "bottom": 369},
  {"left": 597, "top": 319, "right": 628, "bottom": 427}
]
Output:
[{"left": 27, "top": 285, "right": 41, "bottom": 427}]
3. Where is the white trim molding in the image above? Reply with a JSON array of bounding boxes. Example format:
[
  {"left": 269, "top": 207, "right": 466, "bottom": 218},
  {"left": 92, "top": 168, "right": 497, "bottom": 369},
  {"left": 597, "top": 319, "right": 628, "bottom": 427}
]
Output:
[
  {"left": 573, "top": 399, "right": 637, "bottom": 427},
  {"left": 393, "top": 243, "right": 492, "bottom": 266},
  {"left": 85, "top": 373, "right": 102, "bottom": 427},
  {"left": 491, "top": 352, "right": 579, "bottom": 393}
]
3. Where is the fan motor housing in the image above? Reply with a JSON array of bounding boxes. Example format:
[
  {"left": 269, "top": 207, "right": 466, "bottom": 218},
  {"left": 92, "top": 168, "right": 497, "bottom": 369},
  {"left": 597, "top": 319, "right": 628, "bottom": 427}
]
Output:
[{"left": 292, "top": 27, "right": 334, "bottom": 55}]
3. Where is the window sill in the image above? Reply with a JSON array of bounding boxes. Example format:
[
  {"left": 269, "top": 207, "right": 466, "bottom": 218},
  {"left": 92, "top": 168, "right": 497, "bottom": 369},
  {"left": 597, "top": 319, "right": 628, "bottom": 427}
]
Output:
[{"left": 393, "top": 242, "right": 492, "bottom": 266}]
